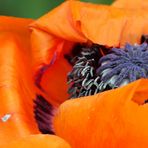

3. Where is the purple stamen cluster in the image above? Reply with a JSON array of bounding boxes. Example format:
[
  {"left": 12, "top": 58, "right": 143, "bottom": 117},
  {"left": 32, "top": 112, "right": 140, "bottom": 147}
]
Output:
[
  {"left": 67, "top": 42, "right": 148, "bottom": 98},
  {"left": 98, "top": 43, "right": 148, "bottom": 90}
]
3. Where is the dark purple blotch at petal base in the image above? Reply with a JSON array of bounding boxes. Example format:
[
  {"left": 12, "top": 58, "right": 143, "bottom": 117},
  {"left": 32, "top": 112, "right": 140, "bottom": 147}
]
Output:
[{"left": 34, "top": 94, "right": 55, "bottom": 134}]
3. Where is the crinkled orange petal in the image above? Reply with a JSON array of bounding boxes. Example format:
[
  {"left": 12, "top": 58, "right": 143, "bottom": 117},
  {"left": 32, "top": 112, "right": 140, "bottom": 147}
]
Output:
[
  {"left": 54, "top": 79, "right": 148, "bottom": 148},
  {"left": 31, "top": 1, "right": 148, "bottom": 51},
  {"left": 112, "top": 0, "right": 148, "bottom": 9},
  {"left": 31, "top": 29, "right": 73, "bottom": 105},
  {"left": 0, "top": 31, "right": 39, "bottom": 144},
  {"left": 0, "top": 16, "right": 33, "bottom": 55},
  {"left": 30, "top": 1, "right": 148, "bottom": 104},
  {"left": 1, "top": 134, "right": 71, "bottom": 148},
  {"left": 73, "top": 2, "right": 148, "bottom": 46}
]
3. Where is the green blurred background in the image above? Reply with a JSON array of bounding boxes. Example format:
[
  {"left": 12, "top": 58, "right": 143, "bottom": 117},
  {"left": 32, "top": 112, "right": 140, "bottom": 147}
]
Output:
[{"left": 0, "top": 0, "right": 113, "bottom": 19}]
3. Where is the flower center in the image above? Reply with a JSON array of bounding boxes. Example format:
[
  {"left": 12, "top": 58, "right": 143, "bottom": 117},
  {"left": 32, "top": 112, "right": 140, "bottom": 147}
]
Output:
[
  {"left": 67, "top": 44, "right": 110, "bottom": 98},
  {"left": 67, "top": 43, "right": 148, "bottom": 98}
]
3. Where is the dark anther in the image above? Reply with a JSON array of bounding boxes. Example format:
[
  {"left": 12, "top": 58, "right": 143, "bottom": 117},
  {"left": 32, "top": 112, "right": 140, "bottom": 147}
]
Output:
[
  {"left": 141, "top": 35, "right": 148, "bottom": 44},
  {"left": 64, "top": 44, "right": 88, "bottom": 66},
  {"left": 67, "top": 44, "right": 110, "bottom": 98},
  {"left": 144, "top": 99, "right": 148, "bottom": 104},
  {"left": 34, "top": 94, "right": 55, "bottom": 134},
  {"left": 64, "top": 44, "right": 110, "bottom": 66}
]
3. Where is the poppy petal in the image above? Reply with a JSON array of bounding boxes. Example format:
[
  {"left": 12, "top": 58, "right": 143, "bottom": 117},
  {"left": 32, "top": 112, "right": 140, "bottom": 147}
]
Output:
[
  {"left": 1, "top": 134, "right": 71, "bottom": 148},
  {"left": 0, "top": 16, "right": 33, "bottom": 33},
  {"left": 74, "top": 3, "right": 148, "bottom": 46},
  {"left": 31, "top": 1, "right": 148, "bottom": 49},
  {"left": 54, "top": 79, "right": 148, "bottom": 148},
  {"left": 0, "top": 16, "right": 33, "bottom": 54},
  {"left": 40, "top": 54, "right": 72, "bottom": 105},
  {"left": 112, "top": 0, "right": 148, "bottom": 9},
  {"left": 0, "top": 32, "right": 40, "bottom": 145}
]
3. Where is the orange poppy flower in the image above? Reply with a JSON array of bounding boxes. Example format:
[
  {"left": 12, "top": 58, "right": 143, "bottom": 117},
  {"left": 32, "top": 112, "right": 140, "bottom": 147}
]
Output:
[
  {"left": 30, "top": 0, "right": 148, "bottom": 148},
  {"left": 1, "top": 0, "right": 148, "bottom": 147}
]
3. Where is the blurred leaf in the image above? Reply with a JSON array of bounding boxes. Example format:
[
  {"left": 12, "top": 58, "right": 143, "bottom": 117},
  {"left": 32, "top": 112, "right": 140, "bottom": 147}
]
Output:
[
  {"left": 82, "top": 0, "right": 113, "bottom": 4},
  {"left": 0, "top": 0, "right": 63, "bottom": 18},
  {"left": 0, "top": 0, "right": 113, "bottom": 19}
]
